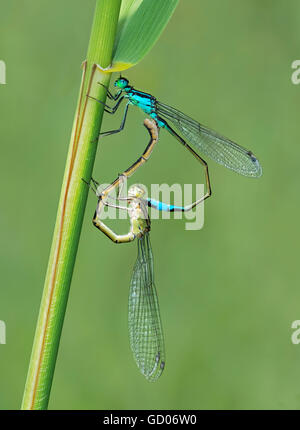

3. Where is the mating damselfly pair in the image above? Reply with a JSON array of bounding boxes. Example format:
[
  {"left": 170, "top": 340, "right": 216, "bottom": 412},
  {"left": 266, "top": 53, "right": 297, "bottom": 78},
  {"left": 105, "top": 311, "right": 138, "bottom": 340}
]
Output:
[{"left": 86, "top": 68, "right": 262, "bottom": 381}]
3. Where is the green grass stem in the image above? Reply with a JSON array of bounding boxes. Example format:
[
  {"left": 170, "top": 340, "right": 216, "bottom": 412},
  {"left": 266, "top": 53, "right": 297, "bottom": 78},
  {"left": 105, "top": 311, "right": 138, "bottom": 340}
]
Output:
[{"left": 21, "top": 0, "right": 122, "bottom": 410}]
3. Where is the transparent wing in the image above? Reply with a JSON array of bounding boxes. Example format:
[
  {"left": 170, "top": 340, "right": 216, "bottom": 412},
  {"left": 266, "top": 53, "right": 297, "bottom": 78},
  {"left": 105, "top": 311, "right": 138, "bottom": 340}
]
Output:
[
  {"left": 157, "top": 101, "right": 262, "bottom": 177},
  {"left": 128, "top": 233, "right": 165, "bottom": 381}
]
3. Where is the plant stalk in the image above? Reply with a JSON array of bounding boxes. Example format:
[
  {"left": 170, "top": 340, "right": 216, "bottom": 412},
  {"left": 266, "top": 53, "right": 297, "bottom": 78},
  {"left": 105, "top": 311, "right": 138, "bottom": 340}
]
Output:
[{"left": 21, "top": 0, "right": 122, "bottom": 410}]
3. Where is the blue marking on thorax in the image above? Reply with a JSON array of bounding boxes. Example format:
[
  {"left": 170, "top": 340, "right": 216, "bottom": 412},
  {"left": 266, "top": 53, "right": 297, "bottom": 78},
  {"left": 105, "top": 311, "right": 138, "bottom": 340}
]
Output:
[
  {"left": 126, "top": 88, "right": 156, "bottom": 115},
  {"left": 147, "top": 198, "right": 184, "bottom": 212},
  {"left": 124, "top": 86, "right": 168, "bottom": 128}
]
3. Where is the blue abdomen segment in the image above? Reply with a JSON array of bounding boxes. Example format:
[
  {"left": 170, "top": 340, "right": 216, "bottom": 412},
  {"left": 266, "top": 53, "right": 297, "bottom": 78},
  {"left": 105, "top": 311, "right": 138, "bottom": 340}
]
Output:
[
  {"left": 147, "top": 198, "right": 184, "bottom": 212},
  {"left": 149, "top": 113, "right": 166, "bottom": 128}
]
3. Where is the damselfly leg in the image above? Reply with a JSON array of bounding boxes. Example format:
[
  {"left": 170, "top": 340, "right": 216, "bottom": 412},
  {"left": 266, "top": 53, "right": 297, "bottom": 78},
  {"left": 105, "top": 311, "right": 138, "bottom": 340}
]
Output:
[
  {"left": 99, "top": 103, "right": 130, "bottom": 137},
  {"left": 97, "top": 82, "right": 122, "bottom": 101},
  {"left": 87, "top": 94, "right": 125, "bottom": 114},
  {"left": 159, "top": 117, "right": 212, "bottom": 208}
]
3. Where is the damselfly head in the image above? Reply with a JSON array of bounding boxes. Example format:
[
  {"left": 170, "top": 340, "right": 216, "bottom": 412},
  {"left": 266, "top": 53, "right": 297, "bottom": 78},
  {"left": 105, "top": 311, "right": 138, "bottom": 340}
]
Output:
[
  {"left": 128, "top": 184, "right": 146, "bottom": 199},
  {"left": 114, "top": 76, "right": 129, "bottom": 89}
]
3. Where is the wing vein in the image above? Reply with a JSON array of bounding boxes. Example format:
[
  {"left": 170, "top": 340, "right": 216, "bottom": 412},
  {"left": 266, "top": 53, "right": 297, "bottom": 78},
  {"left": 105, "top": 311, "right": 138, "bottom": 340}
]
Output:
[
  {"left": 156, "top": 101, "right": 262, "bottom": 177},
  {"left": 128, "top": 233, "right": 165, "bottom": 381}
]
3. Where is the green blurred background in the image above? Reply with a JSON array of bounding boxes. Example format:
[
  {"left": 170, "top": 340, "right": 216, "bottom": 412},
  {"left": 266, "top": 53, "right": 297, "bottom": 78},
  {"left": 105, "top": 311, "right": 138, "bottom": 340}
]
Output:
[{"left": 0, "top": 0, "right": 299, "bottom": 409}]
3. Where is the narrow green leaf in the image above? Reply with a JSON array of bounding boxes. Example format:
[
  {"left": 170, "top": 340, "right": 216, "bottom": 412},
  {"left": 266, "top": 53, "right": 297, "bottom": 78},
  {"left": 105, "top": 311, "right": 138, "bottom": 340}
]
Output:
[{"left": 101, "top": 0, "right": 179, "bottom": 72}]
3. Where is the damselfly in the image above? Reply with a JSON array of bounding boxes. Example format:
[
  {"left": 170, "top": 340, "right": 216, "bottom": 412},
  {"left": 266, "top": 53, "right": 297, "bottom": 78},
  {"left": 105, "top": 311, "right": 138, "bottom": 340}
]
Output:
[
  {"left": 91, "top": 178, "right": 165, "bottom": 382},
  {"left": 89, "top": 74, "right": 262, "bottom": 206},
  {"left": 85, "top": 118, "right": 207, "bottom": 381}
]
